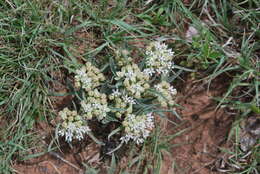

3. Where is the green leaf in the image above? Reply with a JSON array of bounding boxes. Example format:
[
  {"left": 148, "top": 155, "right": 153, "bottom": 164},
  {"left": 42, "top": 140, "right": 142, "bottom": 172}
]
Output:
[
  {"left": 208, "top": 51, "right": 222, "bottom": 59},
  {"left": 88, "top": 132, "right": 104, "bottom": 145},
  {"left": 109, "top": 57, "right": 117, "bottom": 76},
  {"left": 108, "top": 127, "right": 121, "bottom": 141},
  {"left": 65, "top": 21, "right": 99, "bottom": 35},
  {"left": 108, "top": 154, "right": 117, "bottom": 174},
  {"left": 85, "top": 42, "right": 109, "bottom": 56},
  {"left": 250, "top": 105, "right": 260, "bottom": 114}
]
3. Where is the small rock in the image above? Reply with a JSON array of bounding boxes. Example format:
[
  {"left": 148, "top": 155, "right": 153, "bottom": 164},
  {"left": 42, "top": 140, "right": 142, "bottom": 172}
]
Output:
[
  {"left": 240, "top": 132, "right": 257, "bottom": 152},
  {"left": 245, "top": 116, "right": 260, "bottom": 138},
  {"left": 185, "top": 26, "right": 199, "bottom": 42},
  {"left": 240, "top": 116, "right": 260, "bottom": 152}
]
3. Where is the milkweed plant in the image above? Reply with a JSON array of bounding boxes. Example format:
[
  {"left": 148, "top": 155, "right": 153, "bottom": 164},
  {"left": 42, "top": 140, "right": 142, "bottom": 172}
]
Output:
[{"left": 57, "top": 41, "right": 177, "bottom": 147}]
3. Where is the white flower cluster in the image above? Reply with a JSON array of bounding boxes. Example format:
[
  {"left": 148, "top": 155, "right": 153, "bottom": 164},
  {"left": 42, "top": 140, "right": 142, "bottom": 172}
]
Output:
[
  {"left": 81, "top": 89, "right": 110, "bottom": 121},
  {"left": 58, "top": 108, "right": 90, "bottom": 142},
  {"left": 116, "top": 63, "right": 150, "bottom": 98},
  {"left": 154, "top": 81, "right": 177, "bottom": 107},
  {"left": 75, "top": 62, "right": 105, "bottom": 91},
  {"left": 56, "top": 42, "right": 177, "bottom": 146},
  {"left": 120, "top": 113, "right": 154, "bottom": 144},
  {"left": 144, "top": 41, "right": 174, "bottom": 76},
  {"left": 109, "top": 89, "right": 135, "bottom": 118}
]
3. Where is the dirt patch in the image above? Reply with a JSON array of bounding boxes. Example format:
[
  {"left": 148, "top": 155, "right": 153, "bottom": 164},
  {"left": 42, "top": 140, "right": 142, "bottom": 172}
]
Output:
[
  {"left": 48, "top": 70, "right": 74, "bottom": 110},
  {"left": 161, "top": 78, "right": 233, "bottom": 174},
  {"left": 13, "top": 138, "right": 103, "bottom": 174},
  {"left": 12, "top": 119, "right": 104, "bottom": 174},
  {"left": 14, "top": 153, "right": 81, "bottom": 174}
]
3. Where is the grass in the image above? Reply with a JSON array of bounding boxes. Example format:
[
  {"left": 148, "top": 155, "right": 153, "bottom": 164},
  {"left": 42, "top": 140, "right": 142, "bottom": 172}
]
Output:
[{"left": 0, "top": 0, "right": 259, "bottom": 173}]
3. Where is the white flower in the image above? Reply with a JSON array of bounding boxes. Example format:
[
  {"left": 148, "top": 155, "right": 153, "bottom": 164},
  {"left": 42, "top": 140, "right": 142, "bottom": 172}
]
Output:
[
  {"left": 110, "top": 90, "right": 135, "bottom": 117},
  {"left": 81, "top": 76, "right": 92, "bottom": 88},
  {"left": 154, "top": 81, "right": 177, "bottom": 107},
  {"left": 111, "top": 89, "right": 121, "bottom": 97},
  {"left": 154, "top": 84, "right": 161, "bottom": 91},
  {"left": 116, "top": 63, "right": 150, "bottom": 98},
  {"left": 120, "top": 113, "right": 154, "bottom": 144},
  {"left": 81, "top": 101, "right": 93, "bottom": 113},
  {"left": 145, "top": 41, "right": 174, "bottom": 76},
  {"left": 57, "top": 108, "right": 90, "bottom": 142},
  {"left": 75, "top": 68, "right": 86, "bottom": 76},
  {"left": 169, "top": 86, "right": 177, "bottom": 95},
  {"left": 125, "top": 70, "right": 135, "bottom": 79},
  {"left": 143, "top": 68, "right": 155, "bottom": 77},
  {"left": 122, "top": 95, "right": 136, "bottom": 105},
  {"left": 74, "top": 62, "right": 105, "bottom": 91},
  {"left": 75, "top": 67, "right": 93, "bottom": 90},
  {"left": 81, "top": 90, "right": 110, "bottom": 121},
  {"left": 58, "top": 122, "right": 90, "bottom": 142},
  {"left": 131, "top": 84, "right": 144, "bottom": 93}
]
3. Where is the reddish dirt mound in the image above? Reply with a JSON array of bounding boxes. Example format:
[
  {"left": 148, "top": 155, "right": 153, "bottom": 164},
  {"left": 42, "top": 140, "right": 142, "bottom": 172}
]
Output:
[
  {"left": 13, "top": 141, "right": 102, "bottom": 174},
  {"left": 14, "top": 153, "right": 81, "bottom": 174},
  {"left": 161, "top": 79, "right": 233, "bottom": 174},
  {"left": 12, "top": 119, "right": 104, "bottom": 174}
]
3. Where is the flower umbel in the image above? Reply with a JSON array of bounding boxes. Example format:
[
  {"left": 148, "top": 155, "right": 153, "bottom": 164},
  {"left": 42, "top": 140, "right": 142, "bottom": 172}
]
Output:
[
  {"left": 75, "top": 62, "right": 105, "bottom": 91},
  {"left": 109, "top": 89, "right": 135, "bottom": 118},
  {"left": 144, "top": 41, "right": 174, "bottom": 76},
  {"left": 154, "top": 81, "right": 177, "bottom": 107},
  {"left": 58, "top": 108, "right": 90, "bottom": 142},
  {"left": 81, "top": 89, "right": 110, "bottom": 120},
  {"left": 120, "top": 113, "right": 155, "bottom": 144},
  {"left": 116, "top": 63, "right": 150, "bottom": 98}
]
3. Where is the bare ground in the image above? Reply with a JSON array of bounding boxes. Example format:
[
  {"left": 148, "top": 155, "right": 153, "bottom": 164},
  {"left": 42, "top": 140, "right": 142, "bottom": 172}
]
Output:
[{"left": 160, "top": 77, "right": 233, "bottom": 174}]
